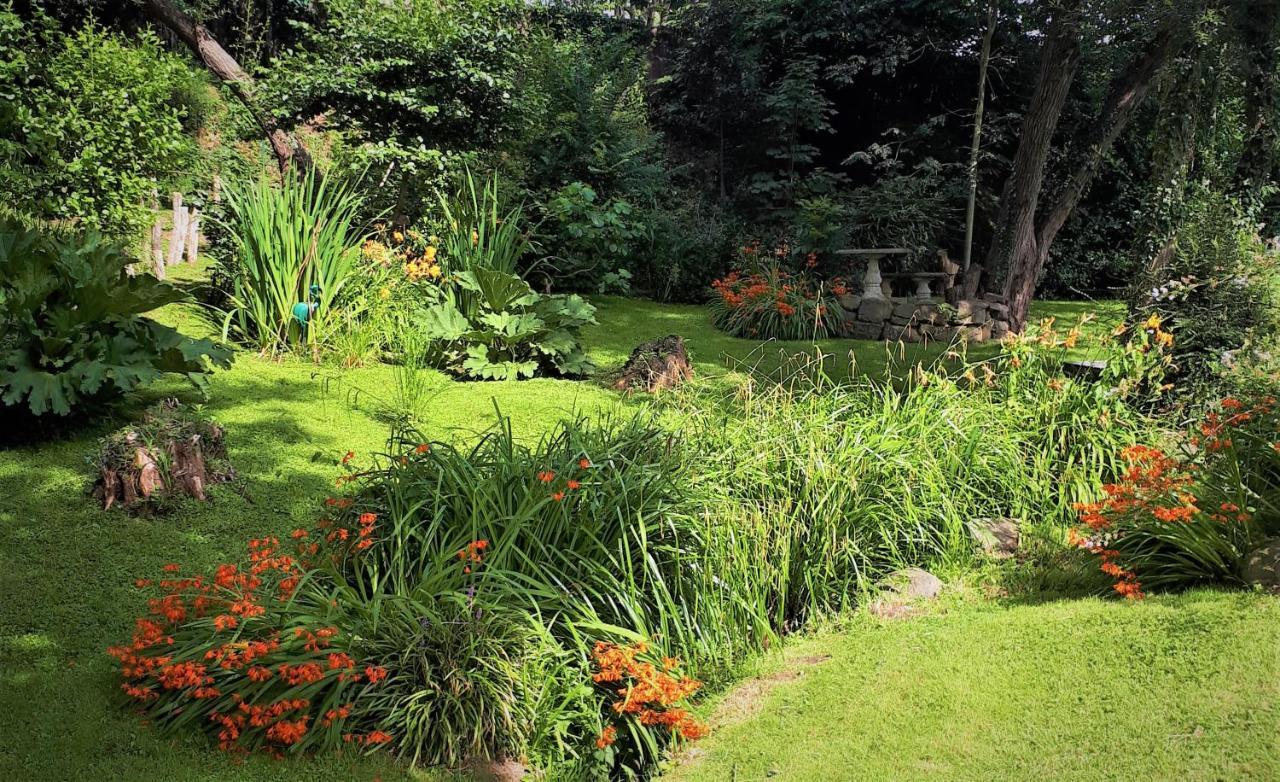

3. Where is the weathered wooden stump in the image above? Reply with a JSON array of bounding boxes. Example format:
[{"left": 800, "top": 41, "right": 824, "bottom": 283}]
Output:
[
  {"left": 95, "top": 399, "right": 234, "bottom": 512},
  {"left": 613, "top": 335, "right": 694, "bottom": 393}
]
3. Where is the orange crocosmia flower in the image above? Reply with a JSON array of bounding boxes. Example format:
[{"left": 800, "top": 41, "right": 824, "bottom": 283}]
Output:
[
  {"left": 355, "top": 539, "right": 375, "bottom": 551},
  {"left": 552, "top": 491, "right": 565, "bottom": 502},
  {"left": 567, "top": 479, "right": 581, "bottom": 490},
  {"left": 579, "top": 458, "right": 591, "bottom": 469},
  {"left": 212, "top": 614, "right": 238, "bottom": 631},
  {"left": 596, "top": 725, "right": 618, "bottom": 749},
  {"left": 537, "top": 470, "right": 556, "bottom": 483},
  {"left": 134, "top": 578, "right": 152, "bottom": 589},
  {"left": 359, "top": 512, "right": 377, "bottom": 525},
  {"left": 364, "top": 730, "right": 393, "bottom": 745},
  {"left": 341, "top": 451, "right": 355, "bottom": 465},
  {"left": 291, "top": 528, "right": 309, "bottom": 539},
  {"left": 162, "top": 564, "right": 181, "bottom": 573},
  {"left": 365, "top": 665, "right": 388, "bottom": 684},
  {"left": 415, "top": 443, "right": 431, "bottom": 454}
]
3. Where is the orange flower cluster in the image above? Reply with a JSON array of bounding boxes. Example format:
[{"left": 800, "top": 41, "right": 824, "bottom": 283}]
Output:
[
  {"left": 590, "top": 641, "right": 708, "bottom": 750},
  {"left": 109, "top": 534, "right": 391, "bottom": 756},
  {"left": 1071, "top": 395, "right": 1279, "bottom": 599},
  {"left": 539, "top": 457, "right": 592, "bottom": 503},
  {"left": 711, "top": 270, "right": 804, "bottom": 318},
  {"left": 457, "top": 539, "right": 489, "bottom": 574}
]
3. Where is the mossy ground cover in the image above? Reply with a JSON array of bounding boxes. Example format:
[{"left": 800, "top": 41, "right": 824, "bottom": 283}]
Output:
[{"left": 5, "top": 287, "right": 1260, "bottom": 782}]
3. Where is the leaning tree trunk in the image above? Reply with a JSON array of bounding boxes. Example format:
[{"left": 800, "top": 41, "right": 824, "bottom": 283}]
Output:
[
  {"left": 140, "top": 0, "right": 311, "bottom": 174},
  {"left": 995, "top": 6, "right": 1185, "bottom": 330}
]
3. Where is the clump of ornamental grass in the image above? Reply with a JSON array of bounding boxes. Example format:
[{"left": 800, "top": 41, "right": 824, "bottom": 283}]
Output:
[
  {"left": 1072, "top": 393, "right": 1280, "bottom": 595},
  {"left": 662, "top": 314, "right": 1164, "bottom": 629}
]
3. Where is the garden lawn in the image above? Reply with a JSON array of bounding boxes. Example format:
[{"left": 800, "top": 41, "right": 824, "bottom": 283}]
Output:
[
  {"left": 1, "top": 290, "right": 1125, "bottom": 780},
  {"left": 664, "top": 591, "right": 1280, "bottom": 782}
]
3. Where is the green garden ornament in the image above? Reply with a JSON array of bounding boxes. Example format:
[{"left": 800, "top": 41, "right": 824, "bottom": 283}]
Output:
[{"left": 292, "top": 284, "right": 322, "bottom": 330}]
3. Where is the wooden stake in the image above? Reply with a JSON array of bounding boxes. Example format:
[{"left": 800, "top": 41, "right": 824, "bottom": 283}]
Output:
[
  {"left": 166, "top": 193, "right": 186, "bottom": 267},
  {"left": 151, "top": 215, "right": 165, "bottom": 279},
  {"left": 186, "top": 208, "right": 200, "bottom": 265}
]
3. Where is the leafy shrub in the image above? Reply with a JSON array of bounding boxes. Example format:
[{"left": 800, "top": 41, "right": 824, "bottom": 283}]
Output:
[
  {"left": 0, "top": 13, "right": 201, "bottom": 238},
  {"left": 415, "top": 172, "right": 596, "bottom": 381},
  {"left": 537, "top": 181, "right": 640, "bottom": 292},
  {"left": 845, "top": 164, "right": 961, "bottom": 261},
  {"left": 417, "top": 269, "right": 597, "bottom": 380},
  {"left": 1134, "top": 191, "right": 1280, "bottom": 398},
  {"left": 0, "top": 222, "right": 232, "bottom": 417},
  {"left": 634, "top": 192, "right": 739, "bottom": 303},
  {"left": 709, "top": 255, "right": 844, "bottom": 341},
  {"left": 218, "top": 169, "right": 371, "bottom": 355},
  {"left": 1072, "top": 395, "right": 1280, "bottom": 595}
]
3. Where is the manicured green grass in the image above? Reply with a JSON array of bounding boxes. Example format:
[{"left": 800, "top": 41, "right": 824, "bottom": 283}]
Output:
[
  {"left": 0, "top": 288, "right": 1144, "bottom": 782},
  {"left": 664, "top": 591, "right": 1280, "bottom": 782}
]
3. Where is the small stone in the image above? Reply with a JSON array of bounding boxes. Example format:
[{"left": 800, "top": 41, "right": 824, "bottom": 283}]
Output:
[
  {"left": 961, "top": 322, "right": 993, "bottom": 343},
  {"left": 857, "top": 297, "right": 894, "bottom": 324},
  {"left": 920, "top": 324, "right": 956, "bottom": 344},
  {"left": 1243, "top": 538, "right": 1280, "bottom": 591},
  {"left": 968, "top": 517, "right": 1021, "bottom": 558},
  {"left": 986, "top": 302, "right": 1011, "bottom": 318},
  {"left": 470, "top": 758, "right": 527, "bottom": 782},
  {"left": 882, "top": 323, "right": 921, "bottom": 343},
  {"left": 883, "top": 568, "right": 943, "bottom": 599},
  {"left": 838, "top": 293, "right": 862, "bottom": 313},
  {"left": 849, "top": 321, "right": 885, "bottom": 340},
  {"left": 892, "top": 300, "right": 919, "bottom": 320},
  {"left": 990, "top": 319, "right": 1011, "bottom": 340}
]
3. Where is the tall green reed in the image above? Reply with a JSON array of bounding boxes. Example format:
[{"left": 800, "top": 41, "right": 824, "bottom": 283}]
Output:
[{"left": 220, "top": 168, "right": 371, "bottom": 354}]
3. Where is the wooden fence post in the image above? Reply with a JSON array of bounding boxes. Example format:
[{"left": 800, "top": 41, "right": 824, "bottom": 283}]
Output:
[
  {"left": 166, "top": 193, "right": 187, "bottom": 267},
  {"left": 186, "top": 208, "right": 200, "bottom": 265}
]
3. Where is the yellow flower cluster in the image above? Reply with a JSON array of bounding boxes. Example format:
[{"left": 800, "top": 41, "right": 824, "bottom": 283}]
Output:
[{"left": 403, "top": 245, "right": 441, "bottom": 281}]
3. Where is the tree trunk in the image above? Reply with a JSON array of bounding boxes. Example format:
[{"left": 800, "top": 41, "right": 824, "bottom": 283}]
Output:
[
  {"left": 139, "top": 0, "right": 311, "bottom": 174},
  {"left": 962, "top": 0, "right": 997, "bottom": 273},
  {"left": 995, "top": 5, "right": 1185, "bottom": 330},
  {"left": 988, "top": 2, "right": 1084, "bottom": 329}
]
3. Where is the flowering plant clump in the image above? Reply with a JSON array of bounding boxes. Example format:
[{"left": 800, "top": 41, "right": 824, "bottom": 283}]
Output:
[
  {"left": 591, "top": 641, "right": 707, "bottom": 753},
  {"left": 1072, "top": 395, "right": 1280, "bottom": 594},
  {"left": 709, "top": 260, "right": 843, "bottom": 341},
  {"left": 362, "top": 226, "right": 443, "bottom": 283},
  {"left": 108, "top": 536, "right": 392, "bottom": 756}
]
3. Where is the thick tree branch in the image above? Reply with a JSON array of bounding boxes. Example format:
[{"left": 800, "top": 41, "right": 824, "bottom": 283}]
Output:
[
  {"left": 1036, "top": 22, "right": 1182, "bottom": 253},
  {"left": 139, "top": 0, "right": 311, "bottom": 174}
]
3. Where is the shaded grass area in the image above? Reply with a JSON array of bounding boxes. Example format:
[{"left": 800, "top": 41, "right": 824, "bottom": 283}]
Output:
[
  {"left": 584, "top": 295, "right": 1126, "bottom": 382},
  {"left": 0, "top": 288, "right": 1132, "bottom": 781},
  {"left": 664, "top": 590, "right": 1280, "bottom": 782}
]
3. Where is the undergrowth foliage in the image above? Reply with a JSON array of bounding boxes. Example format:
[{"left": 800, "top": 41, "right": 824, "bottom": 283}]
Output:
[{"left": 109, "top": 315, "right": 1168, "bottom": 776}]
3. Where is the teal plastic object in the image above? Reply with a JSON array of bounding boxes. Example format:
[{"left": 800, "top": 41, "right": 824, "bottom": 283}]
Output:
[
  {"left": 291, "top": 285, "right": 323, "bottom": 328},
  {"left": 291, "top": 301, "right": 315, "bottom": 326}
]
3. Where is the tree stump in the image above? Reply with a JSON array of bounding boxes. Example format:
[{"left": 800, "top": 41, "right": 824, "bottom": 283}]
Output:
[
  {"left": 95, "top": 399, "right": 234, "bottom": 512},
  {"left": 613, "top": 335, "right": 693, "bottom": 393}
]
